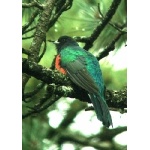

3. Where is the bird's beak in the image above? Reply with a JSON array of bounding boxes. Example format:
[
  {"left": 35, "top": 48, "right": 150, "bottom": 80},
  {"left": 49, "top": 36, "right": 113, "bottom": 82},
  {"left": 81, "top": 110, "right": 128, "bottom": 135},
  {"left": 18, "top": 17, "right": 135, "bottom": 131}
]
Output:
[
  {"left": 53, "top": 41, "right": 59, "bottom": 45},
  {"left": 47, "top": 40, "right": 59, "bottom": 45}
]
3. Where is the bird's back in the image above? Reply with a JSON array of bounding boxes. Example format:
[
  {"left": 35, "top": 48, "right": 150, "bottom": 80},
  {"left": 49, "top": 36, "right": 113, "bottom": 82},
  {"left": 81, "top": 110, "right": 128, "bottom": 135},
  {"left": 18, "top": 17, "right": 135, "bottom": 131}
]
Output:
[{"left": 60, "top": 45, "right": 105, "bottom": 96}]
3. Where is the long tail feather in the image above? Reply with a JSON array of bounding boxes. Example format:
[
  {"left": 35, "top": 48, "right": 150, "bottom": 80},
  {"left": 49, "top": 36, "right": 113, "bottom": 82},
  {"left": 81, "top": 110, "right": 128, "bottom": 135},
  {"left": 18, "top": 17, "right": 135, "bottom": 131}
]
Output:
[{"left": 90, "top": 94, "right": 113, "bottom": 128}]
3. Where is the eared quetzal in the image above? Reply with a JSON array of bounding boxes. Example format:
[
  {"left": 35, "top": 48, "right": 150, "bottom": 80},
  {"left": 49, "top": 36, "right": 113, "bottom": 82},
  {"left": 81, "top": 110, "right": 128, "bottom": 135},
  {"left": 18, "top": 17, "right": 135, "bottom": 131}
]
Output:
[{"left": 54, "top": 36, "right": 113, "bottom": 128}]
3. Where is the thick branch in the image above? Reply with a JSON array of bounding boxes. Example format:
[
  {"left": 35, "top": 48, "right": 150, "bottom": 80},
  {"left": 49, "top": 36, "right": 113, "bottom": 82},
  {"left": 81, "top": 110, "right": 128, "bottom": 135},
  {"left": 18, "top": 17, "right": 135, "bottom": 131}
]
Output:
[
  {"left": 46, "top": 126, "right": 126, "bottom": 150},
  {"left": 22, "top": 58, "right": 127, "bottom": 109},
  {"left": 99, "top": 126, "right": 127, "bottom": 141},
  {"left": 46, "top": 84, "right": 127, "bottom": 110},
  {"left": 105, "top": 87, "right": 127, "bottom": 109},
  {"left": 59, "top": 132, "right": 113, "bottom": 150},
  {"left": 22, "top": 58, "right": 71, "bottom": 85},
  {"left": 23, "top": 0, "right": 56, "bottom": 90},
  {"left": 28, "top": 0, "right": 56, "bottom": 62}
]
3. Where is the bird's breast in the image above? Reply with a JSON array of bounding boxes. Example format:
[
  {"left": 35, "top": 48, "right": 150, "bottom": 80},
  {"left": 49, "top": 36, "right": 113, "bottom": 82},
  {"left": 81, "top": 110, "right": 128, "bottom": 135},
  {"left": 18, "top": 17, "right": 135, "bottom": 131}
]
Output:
[{"left": 55, "top": 55, "right": 67, "bottom": 74}]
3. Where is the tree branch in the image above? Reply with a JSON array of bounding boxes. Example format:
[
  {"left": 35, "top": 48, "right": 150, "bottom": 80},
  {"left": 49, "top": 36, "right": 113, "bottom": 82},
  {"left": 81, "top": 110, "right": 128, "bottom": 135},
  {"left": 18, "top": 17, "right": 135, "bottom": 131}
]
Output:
[
  {"left": 22, "top": 35, "right": 34, "bottom": 40},
  {"left": 22, "top": 48, "right": 31, "bottom": 55},
  {"left": 22, "top": 0, "right": 44, "bottom": 10},
  {"left": 23, "top": 58, "right": 127, "bottom": 107},
  {"left": 59, "top": 132, "right": 113, "bottom": 150},
  {"left": 23, "top": 26, "right": 36, "bottom": 35},
  {"left": 22, "top": 0, "right": 57, "bottom": 90},
  {"left": 22, "top": 58, "right": 127, "bottom": 118},
  {"left": 22, "top": 9, "right": 40, "bottom": 34},
  {"left": 24, "top": 82, "right": 45, "bottom": 99},
  {"left": 96, "top": 32, "right": 126, "bottom": 60},
  {"left": 22, "top": 94, "right": 61, "bottom": 119},
  {"left": 83, "top": 0, "right": 122, "bottom": 50},
  {"left": 38, "top": 39, "right": 47, "bottom": 61},
  {"left": 22, "top": 58, "right": 71, "bottom": 85},
  {"left": 48, "top": 0, "right": 73, "bottom": 28},
  {"left": 99, "top": 126, "right": 127, "bottom": 141}
]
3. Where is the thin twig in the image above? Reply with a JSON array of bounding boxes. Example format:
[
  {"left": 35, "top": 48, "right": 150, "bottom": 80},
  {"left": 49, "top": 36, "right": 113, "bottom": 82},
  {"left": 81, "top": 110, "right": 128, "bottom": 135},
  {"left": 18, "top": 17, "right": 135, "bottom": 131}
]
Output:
[
  {"left": 96, "top": 32, "right": 126, "bottom": 60},
  {"left": 22, "top": 9, "right": 40, "bottom": 34},
  {"left": 97, "top": 3, "right": 104, "bottom": 18},
  {"left": 38, "top": 39, "right": 47, "bottom": 61},
  {"left": 22, "top": 0, "right": 44, "bottom": 10},
  {"left": 23, "top": 26, "right": 36, "bottom": 35},
  {"left": 22, "top": 94, "right": 61, "bottom": 119},
  {"left": 22, "top": 35, "right": 34, "bottom": 40},
  {"left": 97, "top": 3, "right": 127, "bottom": 33},
  {"left": 84, "top": 0, "right": 122, "bottom": 50},
  {"left": 24, "top": 82, "right": 45, "bottom": 99},
  {"left": 48, "top": 0, "right": 73, "bottom": 28},
  {"left": 22, "top": 48, "right": 31, "bottom": 55}
]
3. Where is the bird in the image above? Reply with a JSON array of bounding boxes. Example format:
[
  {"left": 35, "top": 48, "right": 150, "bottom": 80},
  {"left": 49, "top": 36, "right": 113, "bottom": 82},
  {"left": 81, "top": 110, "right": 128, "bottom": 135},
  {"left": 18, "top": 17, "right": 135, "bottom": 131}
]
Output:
[{"left": 53, "top": 35, "right": 113, "bottom": 128}]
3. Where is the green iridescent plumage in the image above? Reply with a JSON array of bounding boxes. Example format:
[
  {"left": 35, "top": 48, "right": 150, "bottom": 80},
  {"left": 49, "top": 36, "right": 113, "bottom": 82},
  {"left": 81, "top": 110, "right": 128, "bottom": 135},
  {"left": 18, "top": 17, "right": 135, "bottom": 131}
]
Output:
[{"left": 55, "top": 36, "right": 113, "bottom": 128}]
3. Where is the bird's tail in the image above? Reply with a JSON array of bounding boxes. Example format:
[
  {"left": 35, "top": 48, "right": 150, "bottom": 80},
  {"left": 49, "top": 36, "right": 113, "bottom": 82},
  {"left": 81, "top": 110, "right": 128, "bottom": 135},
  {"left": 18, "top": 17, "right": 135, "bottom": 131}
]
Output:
[{"left": 90, "top": 94, "right": 113, "bottom": 128}]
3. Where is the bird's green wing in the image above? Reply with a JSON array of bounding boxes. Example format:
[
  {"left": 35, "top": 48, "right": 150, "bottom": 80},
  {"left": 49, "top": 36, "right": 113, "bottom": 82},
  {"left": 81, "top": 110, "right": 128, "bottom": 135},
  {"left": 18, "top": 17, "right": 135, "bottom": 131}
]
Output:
[{"left": 64, "top": 56, "right": 99, "bottom": 94}]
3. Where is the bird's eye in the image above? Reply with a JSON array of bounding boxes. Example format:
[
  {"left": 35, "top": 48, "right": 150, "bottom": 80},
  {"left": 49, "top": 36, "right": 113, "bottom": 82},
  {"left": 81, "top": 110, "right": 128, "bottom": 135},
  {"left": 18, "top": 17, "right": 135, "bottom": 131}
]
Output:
[
  {"left": 61, "top": 39, "right": 66, "bottom": 43},
  {"left": 59, "top": 38, "right": 65, "bottom": 43},
  {"left": 62, "top": 39, "right": 66, "bottom": 42}
]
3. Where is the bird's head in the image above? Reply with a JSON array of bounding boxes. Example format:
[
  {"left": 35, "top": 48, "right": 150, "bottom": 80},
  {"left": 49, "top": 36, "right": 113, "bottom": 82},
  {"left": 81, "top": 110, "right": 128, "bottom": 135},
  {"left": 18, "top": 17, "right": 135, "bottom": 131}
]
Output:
[{"left": 53, "top": 36, "right": 79, "bottom": 52}]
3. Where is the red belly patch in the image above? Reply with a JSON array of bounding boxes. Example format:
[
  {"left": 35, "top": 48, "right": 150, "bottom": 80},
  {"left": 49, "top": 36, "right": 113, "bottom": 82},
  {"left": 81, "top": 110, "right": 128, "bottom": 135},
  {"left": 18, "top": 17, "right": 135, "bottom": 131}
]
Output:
[{"left": 55, "top": 55, "right": 66, "bottom": 74}]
